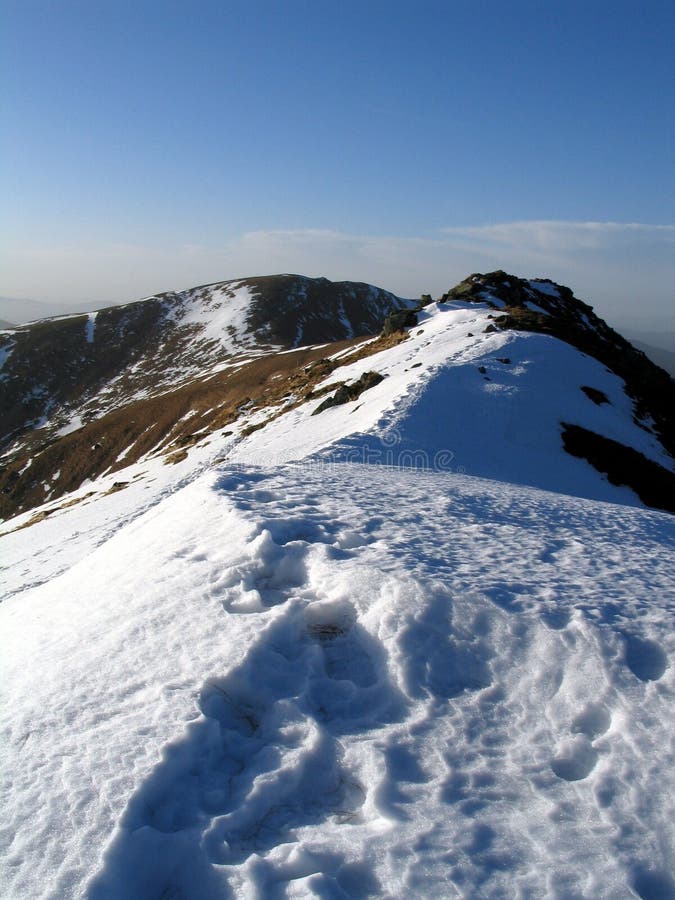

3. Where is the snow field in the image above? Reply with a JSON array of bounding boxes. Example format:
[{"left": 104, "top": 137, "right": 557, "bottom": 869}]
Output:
[{"left": 1, "top": 463, "right": 673, "bottom": 898}]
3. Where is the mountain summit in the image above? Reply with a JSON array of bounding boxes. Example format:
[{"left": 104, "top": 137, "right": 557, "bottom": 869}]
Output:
[{"left": 0, "top": 275, "right": 409, "bottom": 451}]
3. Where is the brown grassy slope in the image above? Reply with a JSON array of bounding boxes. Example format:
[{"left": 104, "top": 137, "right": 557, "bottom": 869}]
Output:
[
  {"left": 0, "top": 276, "right": 411, "bottom": 463},
  {"left": 0, "top": 331, "right": 408, "bottom": 520}
]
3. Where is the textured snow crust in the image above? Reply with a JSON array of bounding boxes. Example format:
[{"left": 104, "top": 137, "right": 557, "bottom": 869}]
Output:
[{"left": 1, "top": 462, "right": 674, "bottom": 899}]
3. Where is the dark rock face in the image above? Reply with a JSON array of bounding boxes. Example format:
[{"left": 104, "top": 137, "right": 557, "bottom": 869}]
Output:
[
  {"left": 312, "top": 371, "right": 385, "bottom": 415},
  {"left": 241, "top": 275, "right": 413, "bottom": 346},
  {"left": 562, "top": 424, "right": 675, "bottom": 513},
  {"left": 381, "top": 309, "right": 419, "bottom": 337}
]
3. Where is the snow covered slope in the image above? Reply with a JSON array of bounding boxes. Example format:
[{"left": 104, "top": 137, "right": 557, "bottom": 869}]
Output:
[
  {"left": 2, "top": 271, "right": 673, "bottom": 522},
  {"left": 232, "top": 300, "right": 674, "bottom": 508},
  {"left": 1, "top": 271, "right": 674, "bottom": 899},
  {"left": 0, "top": 275, "right": 410, "bottom": 461},
  {"left": 1, "top": 462, "right": 673, "bottom": 899}
]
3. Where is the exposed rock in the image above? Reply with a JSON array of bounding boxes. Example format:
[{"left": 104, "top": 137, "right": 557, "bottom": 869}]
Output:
[
  {"left": 561, "top": 423, "right": 675, "bottom": 513},
  {"left": 581, "top": 386, "right": 610, "bottom": 406},
  {"left": 381, "top": 309, "right": 419, "bottom": 337},
  {"left": 312, "top": 371, "right": 385, "bottom": 415}
]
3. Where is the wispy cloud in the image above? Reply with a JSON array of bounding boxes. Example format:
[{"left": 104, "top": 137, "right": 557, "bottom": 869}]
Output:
[
  {"left": 217, "top": 223, "right": 675, "bottom": 328},
  {"left": 441, "top": 220, "right": 675, "bottom": 256},
  {"left": 2, "top": 221, "right": 673, "bottom": 330}
]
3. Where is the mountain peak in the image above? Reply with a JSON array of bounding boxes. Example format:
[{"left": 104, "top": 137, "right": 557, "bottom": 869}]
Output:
[
  {"left": 443, "top": 270, "right": 590, "bottom": 318},
  {"left": 441, "top": 271, "right": 675, "bottom": 459}
]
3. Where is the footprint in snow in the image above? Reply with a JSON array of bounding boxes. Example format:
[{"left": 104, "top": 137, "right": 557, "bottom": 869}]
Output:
[
  {"left": 89, "top": 600, "right": 401, "bottom": 896},
  {"left": 398, "top": 594, "right": 492, "bottom": 701},
  {"left": 622, "top": 633, "right": 668, "bottom": 682},
  {"left": 551, "top": 702, "right": 611, "bottom": 782},
  {"left": 540, "top": 607, "right": 571, "bottom": 631},
  {"left": 570, "top": 702, "right": 611, "bottom": 740},
  {"left": 218, "top": 528, "right": 310, "bottom": 613},
  {"left": 304, "top": 600, "right": 404, "bottom": 734},
  {"left": 551, "top": 734, "right": 599, "bottom": 781}
]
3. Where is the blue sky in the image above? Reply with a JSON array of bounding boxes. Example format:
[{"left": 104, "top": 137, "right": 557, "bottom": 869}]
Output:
[{"left": 2, "top": 0, "right": 674, "bottom": 329}]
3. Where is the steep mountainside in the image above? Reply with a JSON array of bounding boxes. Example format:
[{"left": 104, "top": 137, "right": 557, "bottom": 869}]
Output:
[
  {"left": 627, "top": 339, "right": 675, "bottom": 378},
  {"left": 442, "top": 271, "right": 675, "bottom": 457}
]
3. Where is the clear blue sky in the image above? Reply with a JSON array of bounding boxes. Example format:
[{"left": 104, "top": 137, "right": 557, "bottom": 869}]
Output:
[{"left": 2, "top": 0, "right": 674, "bottom": 328}]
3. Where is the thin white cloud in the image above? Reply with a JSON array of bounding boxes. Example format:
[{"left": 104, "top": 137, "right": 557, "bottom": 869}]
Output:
[
  {"left": 1, "top": 221, "right": 673, "bottom": 331},
  {"left": 440, "top": 220, "right": 675, "bottom": 254}
]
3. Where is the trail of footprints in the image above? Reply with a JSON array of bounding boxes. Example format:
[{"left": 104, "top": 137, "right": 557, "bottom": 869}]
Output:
[
  {"left": 91, "top": 471, "right": 671, "bottom": 895},
  {"left": 110, "top": 471, "right": 501, "bottom": 890},
  {"left": 91, "top": 474, "right": 409, "bottom": 895},
  {"left": 547, "top": 630, "right": 668, "bottom": 785},
  {"left": 195, "top": 600, "right": 385, "bottom": 867}
]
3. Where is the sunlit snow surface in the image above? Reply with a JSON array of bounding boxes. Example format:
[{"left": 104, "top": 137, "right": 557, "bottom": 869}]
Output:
[
  {"left": 1, "top": 299, "right": 674, "bottom": 898},
  {"left": 1, "top": 463, "right": 674, "bottom": 899}
]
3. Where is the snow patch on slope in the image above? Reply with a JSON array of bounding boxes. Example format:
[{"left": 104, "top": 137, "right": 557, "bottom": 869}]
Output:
[
  {"left": 85, "top": 312, "right": 97, "bottom": 344},
  {"left": 177, "top": 282, "right": 265, "bottom": 353}
]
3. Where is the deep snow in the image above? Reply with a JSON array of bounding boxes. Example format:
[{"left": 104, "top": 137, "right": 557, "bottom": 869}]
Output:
[{"left": 231, "top": 302, "right": 671, "bottom": 506}]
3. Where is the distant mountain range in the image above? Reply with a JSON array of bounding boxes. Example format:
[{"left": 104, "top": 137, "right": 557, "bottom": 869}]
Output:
[{"left": 1, "top": 271, "right": 673, "bottom": 520}]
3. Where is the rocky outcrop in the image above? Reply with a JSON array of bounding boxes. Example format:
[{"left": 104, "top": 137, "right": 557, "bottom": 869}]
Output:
[
  {"left": 312, "top": 371, "right": 385, "bottom": 415},
  {"left": 442, "top": 271, "right": 675, "bottom": 466},
  {"left": 381, "top": 309, "right": 419, "bottom": 337}
]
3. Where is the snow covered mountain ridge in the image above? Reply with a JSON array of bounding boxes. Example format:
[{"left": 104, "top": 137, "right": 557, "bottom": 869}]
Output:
[
  {"left": 0, "top": 269, "right": 674, "bottom": 523},
  {"left": 0, "top": 274, "right": 408, "bottom": 451},
  {"left": 1, "top": 271, "right": 674, "bottom": 899}
]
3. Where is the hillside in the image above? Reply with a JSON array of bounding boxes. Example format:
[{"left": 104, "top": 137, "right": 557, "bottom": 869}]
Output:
[
  {"left": 0, "top": 275, "right": 410, "bottom": 459},
  {"left": 628, "top": 339, "right": 675, "bottom": 378},
  {"left": 1, "top": 271, "right": 673, "bottom": 522}
]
